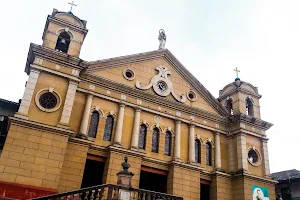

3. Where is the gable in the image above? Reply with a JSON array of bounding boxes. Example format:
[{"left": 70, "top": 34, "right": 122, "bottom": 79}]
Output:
[{"left": 86, "top": 50, "right": 228, "bottom": 116}]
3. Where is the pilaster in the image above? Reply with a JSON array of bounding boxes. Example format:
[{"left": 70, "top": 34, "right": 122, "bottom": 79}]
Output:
[
  {"left": 236, "top": 133, "right": 249, "bottom": 173},
  {"left": 227, "top": 136, "right": 235, "bottom": 173},
  {"left": 173, "top": 119, "right": 181, "bottom": 161},
  {"left": 262, "top": 139, "right": 271, "bottom": 178},
  {"left": 15, "top": 69, "right": 40, "bottom": 119},
  {"left": 58, "top": 80, "right": 79, "bottom": 128},
  {"left": 188, "top": 124, "right": 196, "bottom": 164}
]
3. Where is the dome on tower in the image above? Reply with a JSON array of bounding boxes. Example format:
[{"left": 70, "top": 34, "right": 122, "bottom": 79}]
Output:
[
  {"left": 218, "top": 79, "right": 261, "bottom": 100},
  {"left": 50, "top": 8, "right": 87, "bottom": 28}
]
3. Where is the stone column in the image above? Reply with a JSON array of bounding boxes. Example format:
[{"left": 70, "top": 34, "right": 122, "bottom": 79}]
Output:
[
  {"left": 214, "top": 131, "right": 222, "bottom": 170},
  {"left": 188, "top": 124, "right": 196, "bottom": 164},
  {"left": 130, "top": 107, "right": 141, "bottom": 150},
  {"left": 77, "top": 93, "right": 93, "bottom": 139},
  {"left": 174, "top": 119, "right": 181, "bottom": 161},
  {"left": 58, "top": 80, "right": 78, "bottom": 128},
  {"left": 236, "top": 133, "right": 248, "bottom": 172},
  {"left": 15, "top": 69, "right": 40, "bottom": 119},
  {"left": 114, "top": 102, "right": 126, "bottom": 146},
  {"left": 262, "top": 139, "right": 271, "bottom": 177}
]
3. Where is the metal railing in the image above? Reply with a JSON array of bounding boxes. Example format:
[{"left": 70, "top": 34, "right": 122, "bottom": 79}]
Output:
[{"left": 32, "top": 184, "right": 183, "bottom": 200}]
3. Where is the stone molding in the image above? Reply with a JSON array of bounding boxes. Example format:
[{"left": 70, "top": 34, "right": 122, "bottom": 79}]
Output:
[
  {"left": 31, "top": 64, "right": 80, "bottom": 82},
  {"left": 233, "top": 172, "right": 278, "bottom": 184},
  {"left": 25, "top": 43, "right": 88, "bottom": 75},
  {"left": 9, "top": 117, "right": 74, "bottom": 136}
]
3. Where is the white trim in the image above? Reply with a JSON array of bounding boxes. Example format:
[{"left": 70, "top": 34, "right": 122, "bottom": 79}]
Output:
[
  {"left": 247, "top": 146, "right": 262, "bottom": 167},
  {"left": 31, "top": 64, "right": 80, "bottom": 82}
]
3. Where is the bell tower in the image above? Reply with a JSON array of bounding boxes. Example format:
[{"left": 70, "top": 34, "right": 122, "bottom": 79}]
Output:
[
  {"left": 42, "top": 8, "right": 88, "bottom": 57},
  {"left": 218, "top": 73, "right": 261, "bottom": 119}
]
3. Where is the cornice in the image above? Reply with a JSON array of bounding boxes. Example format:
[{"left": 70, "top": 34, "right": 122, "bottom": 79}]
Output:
[
  {"left": 142, "top": 157, "right": 169, "bottom": 168},
  {"left": 10, "top": 117, "right": 74, "bottom": 136},
  {"left": 218, "top": 87, "right": 262, "bottom": 101},
  {"left": 230, "top": 129, "right": 267, "bottom": 139},
  {"left": 211, "top": 170, "right": 232, "bottom": 178},
  {"left": 31, "top": 64, "right": 80, "bottom": 82},
  {"left": 81, "top": 73, "right": 230, "bottom": 126},
  {"left": 170, "top": 160, "right": 203, "bottom": 173},
  {"left": 229, "top": 114, "right": 273, "bottom": 131},
  {"left": 232, "top": 172, "right": 278, "bottom": 184},
  {"left": 25, "top": 43, "right": 88, "bottom": 75}
]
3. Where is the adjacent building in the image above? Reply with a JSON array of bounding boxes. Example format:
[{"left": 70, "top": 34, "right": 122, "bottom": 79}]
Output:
[
  {"left": 0, "top": 8, "right": 276, "bottom": 200},
  {"left": 273, "top": 169, "right": 300, "bottom": 200}
]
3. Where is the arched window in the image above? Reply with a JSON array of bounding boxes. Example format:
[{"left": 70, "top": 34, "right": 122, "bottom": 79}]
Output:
[
  {"left": 55, "top": 31, "right": 71, "bottom": 53},
  {"left": 138, "top": 124, "right": 147, "bottom": 149},
  {"left": 195, "top": 139, "right": 201, "bottom": 163},
  {"left": 206, "top": 142, "right": 212, "bottom": 166},
  {"left": 87, "top": 111, "right": 100, "bottom": 138},
  {"left": 225, "top": 99, "right": 233, "bottom": 115},
  {"left": 152, "top": 128, "right": 160, "bottom": 153},
  {"left": 246, "top": 98, "right": 254, "bottom": 117},
  {"left": 103, "top": 115, "right": 114, "bottom": 141},
  {"left": 164, "top": 131, "right": 172, "bottom": 156}
]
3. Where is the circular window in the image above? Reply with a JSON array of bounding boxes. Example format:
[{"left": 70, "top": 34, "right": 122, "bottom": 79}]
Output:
[
  {"left": 157, "top": 80, "right": 168, "bottom": 92},
  {"left": 247, "top": 147, "right": 262, "bottom": 166},
  {"left": 123, "top": 68, "right": 135, "bottom": 80},
  {"left": 187, "top": 90, "right": 197, "bottom": 101},
  {"left": 35, "top": 89, "right": 61, "bottom": 112},
  {"left": 39, "top": 92, "right": 57, "bottom": 109}
]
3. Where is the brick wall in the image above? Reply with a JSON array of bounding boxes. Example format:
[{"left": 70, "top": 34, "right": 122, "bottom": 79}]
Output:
[
  {"left": 210, "top": 174, "right": 232, "bottom": 200},
  {"left": 57, "top": 142, "right": 88, "bottom": 192},
  {"left": 0, "top": 124, "right": 68, "bottom": 190},
  {"left": 167, "top": 165, "right": 200, "bottom": 200}
]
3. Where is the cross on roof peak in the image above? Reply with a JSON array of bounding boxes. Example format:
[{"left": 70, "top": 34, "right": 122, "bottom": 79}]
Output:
[
  {"left": 234, "top": 67, "right": 240, "bottom": 81},
  {"left": 68, "top": 1, "right": 77, "bottom": 12}
]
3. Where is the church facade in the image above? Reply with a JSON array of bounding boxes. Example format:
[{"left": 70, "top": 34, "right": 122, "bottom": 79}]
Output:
[{"left": 0, "top": 9, "right": 277, "bottom": 200}]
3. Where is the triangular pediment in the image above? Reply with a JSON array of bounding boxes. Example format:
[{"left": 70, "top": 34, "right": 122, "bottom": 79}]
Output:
[{"left": 85, "top": 49, "right": 228, "bottom": 116}]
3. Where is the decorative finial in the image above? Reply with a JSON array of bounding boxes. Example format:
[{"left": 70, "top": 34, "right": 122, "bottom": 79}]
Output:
[
  {"left": 234, "top": 67, "right": 240, "bottom": 81},
  {"left": 158, "top": 29, "right": 166, "bottom": 49},
  {"left": 68, "top": 1, "right": 77, "bottom": 13}
]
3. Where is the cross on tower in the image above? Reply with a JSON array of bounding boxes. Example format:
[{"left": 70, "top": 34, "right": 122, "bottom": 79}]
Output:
[
  {"left": 68, "top": 1, "right": 77, "bottom": 12},
  {"left": 234, "top": 67, "right": 240, "bottom": 80}
]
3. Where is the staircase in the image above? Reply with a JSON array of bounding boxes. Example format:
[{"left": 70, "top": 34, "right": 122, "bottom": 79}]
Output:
[{"left": 32, "top": 184, "right": 183, "bottom": 200}]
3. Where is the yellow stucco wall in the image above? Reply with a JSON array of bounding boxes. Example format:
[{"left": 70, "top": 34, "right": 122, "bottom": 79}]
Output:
[{"left": 28, "top": 72, "right": 68, "bottom": 126}]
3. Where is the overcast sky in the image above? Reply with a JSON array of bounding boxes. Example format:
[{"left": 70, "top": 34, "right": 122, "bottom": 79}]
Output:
[{"left": 0, "top": 0, "right": 299, "bottom": 173}]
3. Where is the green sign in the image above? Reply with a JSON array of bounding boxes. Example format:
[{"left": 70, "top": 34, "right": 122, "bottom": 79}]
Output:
[{"left": 252, "top": 185, "right": 270, "bottom": 200}]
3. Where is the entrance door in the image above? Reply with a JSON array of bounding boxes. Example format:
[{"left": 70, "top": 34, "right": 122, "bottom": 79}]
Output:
[
  {"left": 139, "top": 166, "right": 168, "bottom": 193},
  {"left": 200, "top": 180, "right": 210, "bottom": 200},
  {"left": 81, "top": 155, "right": 105, "bottom": 188}
]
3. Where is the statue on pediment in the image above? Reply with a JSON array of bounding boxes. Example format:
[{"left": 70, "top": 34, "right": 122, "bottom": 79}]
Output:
[{"left": 158, "top": 29, "right": 166, "bottom": 49}]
